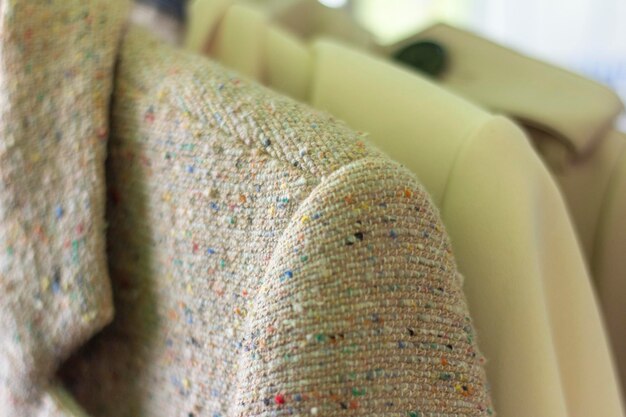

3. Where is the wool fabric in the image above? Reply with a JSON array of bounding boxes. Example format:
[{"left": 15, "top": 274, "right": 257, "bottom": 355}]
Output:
[
  {"left": 0, "top": 1, "right": 129, "bottom": 416},
  {"left": 58, "top": 27, "right": 493, "bottom": 417},
  {"left": 0, "top": 1, "right": 493, "bottom": 415}
]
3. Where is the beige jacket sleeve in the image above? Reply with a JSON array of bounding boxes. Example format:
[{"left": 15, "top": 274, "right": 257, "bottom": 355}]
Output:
[
  {"left": 394, "top": 23, "right": 626, "bottom": 404},
  {"left": 438, "top": 116, "right": 621, "bottom": 417},
  {"left": 594, "top": 133, "right": 626, "bottom": 398}
]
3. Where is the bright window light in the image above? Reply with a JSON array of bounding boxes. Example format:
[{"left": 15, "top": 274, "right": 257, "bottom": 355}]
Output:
[{"left": 318, "top": 0, "right": 348, "bottom": 8}]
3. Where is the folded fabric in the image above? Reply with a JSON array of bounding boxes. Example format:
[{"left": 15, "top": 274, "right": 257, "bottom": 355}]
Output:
[{"left": 0, "top": 1, "right": 129, "bottom": 416}]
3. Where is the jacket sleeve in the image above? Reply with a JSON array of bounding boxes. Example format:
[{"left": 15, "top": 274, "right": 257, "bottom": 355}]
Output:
[
  {"left": 0, "top": 1, "right": 129, "bottom": 416},
  {"left": 594, "top": 140, "right": 626, "bottom": 401},
  {"left": 441, "top": 116, "right": 624, "bottom": 417},
  {"left": 233, "top": 157, "right": 494, "bottom": 416}
]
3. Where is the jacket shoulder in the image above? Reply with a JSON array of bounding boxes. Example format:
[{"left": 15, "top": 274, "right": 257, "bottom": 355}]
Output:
[
  {"left": 233, "top": 155, "right": 494, "bottom": 416},
  {"left": 119, "top": 27, "right": 385, "bottom": 182}
]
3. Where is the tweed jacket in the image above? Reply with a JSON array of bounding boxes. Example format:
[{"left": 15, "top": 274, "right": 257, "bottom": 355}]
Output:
[
  {"left": 184, "top": 2, "right": 625, "bottom": 417},
  {"left": 0, "top": 1, "right": 492, "bottom": 416}
]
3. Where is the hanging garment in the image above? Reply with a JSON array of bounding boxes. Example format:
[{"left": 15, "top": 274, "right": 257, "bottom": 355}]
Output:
[
  {"left": 184, "top": 2, "right": 626, "bottom": 417},
  {"left": 0, "top": 0, "right": 130, "bottom": 416},
  {"left": 61, "top": 24, "right": 494, "bottom": 417},
  {"left": 389, "top": 22, "right": 626, "bottom": 402},
  {"left": 0, "top": 1, "right": 494, "bottom": 416},
  {"left": 186, "top": 0, "right": 374, "bottom": 55}
]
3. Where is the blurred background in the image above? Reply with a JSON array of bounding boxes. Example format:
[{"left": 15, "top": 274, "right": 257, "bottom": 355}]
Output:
[
  {"left": 139, "top": 0, "right": 626, "bottom": 127},
  {"left": 324, "top": 0, "right": 626, "bottom": 128}
]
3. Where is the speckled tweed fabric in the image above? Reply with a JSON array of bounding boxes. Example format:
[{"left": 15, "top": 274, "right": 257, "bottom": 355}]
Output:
[
  {"left": 0, "top": 1, "right": 129, "bottom": 416},
  {"left": 54, "top": 26, "right": 494, "bottom": 417},
  {"left": 0, "top": 1, "right": 493, "bottom": 415}
]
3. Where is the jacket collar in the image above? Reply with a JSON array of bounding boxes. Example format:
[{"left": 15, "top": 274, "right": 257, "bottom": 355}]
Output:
[{"left": 387, "top": 23, "right": 624, "bottom": 155}]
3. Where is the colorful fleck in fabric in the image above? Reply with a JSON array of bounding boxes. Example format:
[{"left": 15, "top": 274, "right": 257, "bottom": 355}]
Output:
[
  {"left": 54, "top": 26, "right": 494, "bottom": 417},
  {"left": 0, "top": 1, "right": 493, "bottom": 415},
  {"left": 0, "top": 1, "right": 129, "bottom": 416}
]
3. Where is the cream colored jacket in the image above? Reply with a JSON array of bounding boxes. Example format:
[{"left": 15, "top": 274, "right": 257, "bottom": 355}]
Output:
[
  {"left": 186, "top": 2, "right": 625, "bottom": 417},
  {"left": 391, "top": 23, "right": 626, "bottom": 403}
]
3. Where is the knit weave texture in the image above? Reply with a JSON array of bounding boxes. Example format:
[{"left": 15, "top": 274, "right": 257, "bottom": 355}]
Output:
[
  {"left": 55, "top": 27, "right": 494, "bottom": 417},
  {"left": 0, "top": 1, "right": 129, "bottom": 416}
]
